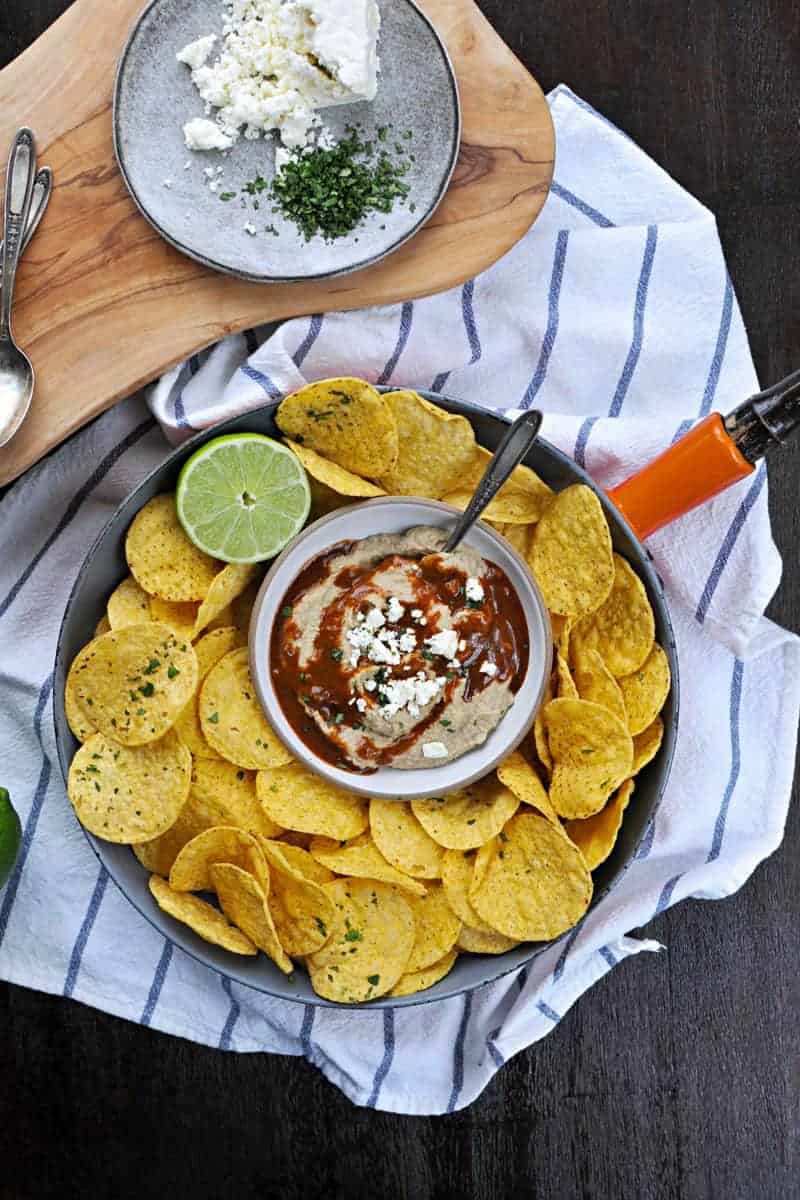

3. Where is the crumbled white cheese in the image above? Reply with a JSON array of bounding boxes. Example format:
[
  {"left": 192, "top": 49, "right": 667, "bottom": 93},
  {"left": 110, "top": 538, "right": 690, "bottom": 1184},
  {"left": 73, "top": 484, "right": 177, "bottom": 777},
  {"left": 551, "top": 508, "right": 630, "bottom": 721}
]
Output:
[
  {"left": 398, "top": 631, "right": 417, "bottom": 654},
  {"left": 183, "top": 160, "right": 192, "bottom": 170},
  {"left": 208, "top": 180, "right": 220, "bottom": 193},
  {"left": 458, "top": 639, "right": 467, "bottom": 652},
  {"left": 465, "top": 577, "right": 485, "bottom": 603},
  {"left": 176, "top": 34, "right": 217, "bottom": 71},
  {"left": 377, "top": 676, "right": 445, "bottom": 720},
  {"left": 363, "top": 679, "right": 376, "bottom": 692},
  {"left": 422, "top": 741, "right": 448, "bottom": 760},
  {"left": 178, "top": 0, "right": 380, "bottom": 152},
  {"left": 183, "top": 117, "right": 234, "bottom": 151},
  {"left": 355, "top": 697, "right": 367, "bottom": 713},
  {"left": 386, "top": 596, "right": 405, "bottom": 623},
  {"left": 411, "top": 609, "right": 424, "bottom": 621},
  {"left": 364, "top": 607, "right": 385, "bottom": 631},
  {"left": 162, "top": 178, "right": 173, "bottom": 189},
  {"left": 244, "top": 222, "right": 257, "bottom": 235},
  {"left": 479, "top": 661, "right": 498, "bottom": 678},
  {"left": 425, "top": 630, "right": 460, "bottom": 660}
]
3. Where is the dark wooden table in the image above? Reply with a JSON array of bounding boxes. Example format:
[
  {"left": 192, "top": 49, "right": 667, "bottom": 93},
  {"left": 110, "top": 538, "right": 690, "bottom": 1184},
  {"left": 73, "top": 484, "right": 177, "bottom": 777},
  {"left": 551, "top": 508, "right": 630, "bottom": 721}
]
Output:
[{"left": 1, "top": 3, "right": 798, "bottom": 1197}]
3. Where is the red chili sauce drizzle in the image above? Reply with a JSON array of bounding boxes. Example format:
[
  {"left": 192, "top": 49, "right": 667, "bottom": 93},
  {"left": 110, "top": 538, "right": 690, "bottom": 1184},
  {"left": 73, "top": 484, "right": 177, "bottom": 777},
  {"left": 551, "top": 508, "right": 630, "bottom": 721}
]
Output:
[{"left": 270, "top": 540, "right": 529, "bottom": 773}]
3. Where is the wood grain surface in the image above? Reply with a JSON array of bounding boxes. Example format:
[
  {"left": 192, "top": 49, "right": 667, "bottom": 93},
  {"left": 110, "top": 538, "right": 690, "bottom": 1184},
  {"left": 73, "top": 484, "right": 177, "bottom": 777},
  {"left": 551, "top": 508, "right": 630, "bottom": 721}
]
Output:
[
  {"left": 0, "top": 0, "right": 554, "bottom": 486},
  {"left": 1, "top": 2, "right": 798, "bottom": 1199}
]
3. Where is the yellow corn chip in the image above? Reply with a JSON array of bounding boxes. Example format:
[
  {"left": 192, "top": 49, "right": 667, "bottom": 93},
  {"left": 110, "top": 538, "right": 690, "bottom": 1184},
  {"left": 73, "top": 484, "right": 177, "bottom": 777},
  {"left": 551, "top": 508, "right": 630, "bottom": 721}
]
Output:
[
  {"left": 309, "top": 832, "right": 427, "bottom": 896},
  {"left": 306, "top": 878, "right": 415, "bottom": 1002},
  {"left": 259, "top": 840, "right": 336, "bottom": 956},
  {"left": 442, "top": 446, "right": 552, "bottom": 524},
  {"left": 534, "top": 671, "right": 554, "bottom": 773},
  {"left": 441, "top": 849, "right": 496, "bottom": 933},
  {"left": 551, "top": 613, "right": 572, "bottom": 660},
  {"left": 94, "top": 615, "right": 111, "bottom": 637},
  {"left": 411, "top": 777, "right": 519, "bottom": 851},
  {"left": 134, "top": 793, "right": 209, "bottom": 876},
  {"left": 193, "top": 563, "right": 259, "bottom": 639},
  {"left": 267, "top": 839, "right": 334, "bottom": 885},
  {"left": 276, "top": 378, "right": 399, "bottom": 478},
  {"left": 169, "top": 826, "right": 269, "bottom": 893},
  {"left": 257, "top": 762, "right": 368, "bottom": 839},
  {"left": 200, "top": 648, "right": 292, "bottom": 770},
  {"left": 632, "top": 716, "right": 664, "bottom": 774},
  {"left": 555, "top": 653, "right": 578, "bottom": 699},
  {"left": 369, "top": 798, "right": 444, "bottom": 879},
  {"left": 376, "top": 390, "right": 477, "bottom": 499},
  {"left": 618, "top": 644, "right": 671, "bottom": 735},
  {"left": 565, "top": 779, "right": 634, "bottom": 870},
  {"left": 496, "top": 750, "right": 558, "bottom": 823},
  {"left": 211, "top": 862, "right": 293, "bottom": 974},
  {"left": 470, "top": 811, "right": 593, "bottom": 941},
  {"left": 571, "top": 553, "right": 655, "bottom": 677},
  {"left": 149, "top": 596, "right": 198, "bottom": 639},
  {"left": 232, "top": 577, "right": 263, "bottom": 634},
  {"left": 544, "top": 698, "right": 633, "bottom": 819},
  {"left": 495, "top": 522, "right": 538, "bottom": 562},
  {"left": 388, "top": 948, "right": 458, "bottom": 997},
  {"left": 456, "top": 924, "right": 519, "bottom": 955},
  {"left": 571, "top": 646, "right": 628, "bottom": 726},
  {"left": 126, "top": 494, "right": 219, "bottom": 601},
  {"left": 403, "top": 884, "right": 462, "bottom": 972},
  {"left": 149, "top": 875, "right": 257, "bottom": 955},
  {"left": 68, "top": 730, "right": 191, "bottom": 844},
  {"left": 66, "top": 624, "right": 198, "bottom": 747},
  {"left": 107, "top": 575, "right": 151, "bottom": 630},
  {"left": 530, "top": 484, "right": 614, "bottom": 617},
  {"left": 190, "top": 759, "right": 284, "bottom": 839},
  {"left": 286, "top": 439, "right": 386, "bottom": 497},
  {"left": 65, "top": 682, "right": 95, "bottom": 743}
]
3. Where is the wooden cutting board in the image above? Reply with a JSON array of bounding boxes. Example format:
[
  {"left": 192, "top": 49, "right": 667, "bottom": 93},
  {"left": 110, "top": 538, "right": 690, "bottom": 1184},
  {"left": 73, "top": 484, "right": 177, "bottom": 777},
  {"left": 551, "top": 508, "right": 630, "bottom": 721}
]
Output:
[{"left": 0, "top": 0, "right": 554, "bottom": 485}]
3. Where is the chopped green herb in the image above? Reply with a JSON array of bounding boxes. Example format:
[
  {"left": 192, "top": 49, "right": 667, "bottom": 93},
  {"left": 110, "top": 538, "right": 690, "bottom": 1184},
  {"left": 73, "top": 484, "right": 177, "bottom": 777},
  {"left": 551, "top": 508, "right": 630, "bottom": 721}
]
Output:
[
  {"left": 440, "top": 719, "right": 452, "bottom": 728},
  {"left": 367, "top": 973, "right": 380, "bottom": 986},
  {"left": 138, "top": 682, "right": 154, "bottom": 697},
  {"left": 219, "top": 191, "right": 236, "bottom": 202},
  {"left": 167, "top": 665, "right": 180, "bottom": 679},
  {"left": 281, "top": 606, "right": 293, "bottom": 618},
  {"left": 330, "top": 648, "right": 344, "bottom": 661},
  {"left": 332, "top": 712, "right": 345, "bottom": 725},
  {"left": 143, "top": 658, "right": 160, "bottom": 675},
  {"left": 314, "top": 917, "right": 328, "bottom": 937},
  {"left": 344, "top": 928, "right": 363, "bottom": 943},
  {"left": 208, "top": 712, "right": 220, "bottom": 724}
]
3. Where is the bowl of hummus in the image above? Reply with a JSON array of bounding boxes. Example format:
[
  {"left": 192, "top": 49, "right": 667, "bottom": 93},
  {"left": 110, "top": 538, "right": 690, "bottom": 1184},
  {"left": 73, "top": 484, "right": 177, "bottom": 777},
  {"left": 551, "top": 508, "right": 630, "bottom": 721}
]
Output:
[{"left": 249, "top": 497, "right": 552, "bottom": 799}]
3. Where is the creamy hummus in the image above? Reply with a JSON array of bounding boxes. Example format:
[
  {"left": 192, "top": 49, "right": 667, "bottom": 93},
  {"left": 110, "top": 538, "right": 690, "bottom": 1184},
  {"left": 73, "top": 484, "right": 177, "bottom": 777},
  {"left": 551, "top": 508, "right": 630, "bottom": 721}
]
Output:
[{"left": 270, "top": 528, "right": 529, "bottom": 771}]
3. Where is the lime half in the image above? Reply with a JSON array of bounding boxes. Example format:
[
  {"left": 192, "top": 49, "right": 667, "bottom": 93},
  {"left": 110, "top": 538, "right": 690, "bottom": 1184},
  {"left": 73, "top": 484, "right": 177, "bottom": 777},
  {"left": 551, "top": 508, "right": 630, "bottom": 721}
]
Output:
[
  {"left": 0, "top": 788, "right": 21, "bottom": 889},
  {"left": 176, "top": 434, "right": 311, "bottom": 563}
]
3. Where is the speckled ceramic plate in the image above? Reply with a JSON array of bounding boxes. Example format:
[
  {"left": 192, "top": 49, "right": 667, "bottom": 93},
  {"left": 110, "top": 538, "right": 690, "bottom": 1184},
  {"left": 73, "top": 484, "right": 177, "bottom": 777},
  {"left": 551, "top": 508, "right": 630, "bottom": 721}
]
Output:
[{"left": 113, "top": 0, "right": 460, "bottom": 282}]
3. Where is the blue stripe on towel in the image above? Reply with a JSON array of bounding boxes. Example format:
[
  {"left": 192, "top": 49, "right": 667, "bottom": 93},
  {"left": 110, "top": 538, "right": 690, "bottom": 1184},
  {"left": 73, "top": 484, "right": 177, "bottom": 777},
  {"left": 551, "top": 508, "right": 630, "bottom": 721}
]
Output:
[
  {"left": 521, "top": 230, "right": 570, "bottom": 409},
  {"left": 608, "top": 224, "right": 658, "bottom": 417}
]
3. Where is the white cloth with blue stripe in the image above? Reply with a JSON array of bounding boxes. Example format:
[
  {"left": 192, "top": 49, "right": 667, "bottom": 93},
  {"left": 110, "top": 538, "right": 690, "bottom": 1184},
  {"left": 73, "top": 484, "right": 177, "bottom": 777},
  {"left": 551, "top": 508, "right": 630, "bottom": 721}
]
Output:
[{"left": 1, "top": 86, "right": 798, "bottom": 1114}]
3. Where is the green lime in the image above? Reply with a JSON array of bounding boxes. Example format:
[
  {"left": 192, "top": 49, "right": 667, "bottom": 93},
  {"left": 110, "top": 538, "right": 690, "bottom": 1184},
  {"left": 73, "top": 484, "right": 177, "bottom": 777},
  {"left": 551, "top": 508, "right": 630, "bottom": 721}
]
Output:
[
  {"left": 176, "top": 434, "right": 311, "bottom": 563},
  {"left": 0, "top": 788, "right": 21, "bottom": 889}
]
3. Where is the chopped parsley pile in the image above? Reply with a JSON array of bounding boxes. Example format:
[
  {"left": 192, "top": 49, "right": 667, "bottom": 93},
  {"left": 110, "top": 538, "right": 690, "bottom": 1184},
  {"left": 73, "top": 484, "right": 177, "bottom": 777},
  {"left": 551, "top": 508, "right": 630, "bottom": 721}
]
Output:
[{"left": 226, "top": 127, "right": 414, "bottom": 243}]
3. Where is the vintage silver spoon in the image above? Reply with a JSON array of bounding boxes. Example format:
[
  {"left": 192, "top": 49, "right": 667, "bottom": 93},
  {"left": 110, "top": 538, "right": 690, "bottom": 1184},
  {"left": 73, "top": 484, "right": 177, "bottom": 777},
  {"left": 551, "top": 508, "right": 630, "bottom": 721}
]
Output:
[
  {"left": 0, "top": 166, "right": 52, "bottom": 288},
  {"left": 0, "top": 129, "right": 38, "bottom": 451},
  {"left": 444, "top": 408, "right": 544, "bottom": 551}
]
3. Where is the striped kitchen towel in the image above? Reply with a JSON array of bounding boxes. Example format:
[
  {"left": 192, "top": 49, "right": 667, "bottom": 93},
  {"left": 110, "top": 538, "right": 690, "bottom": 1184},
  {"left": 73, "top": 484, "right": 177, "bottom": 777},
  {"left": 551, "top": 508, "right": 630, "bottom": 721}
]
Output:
[{"left": 1, "top": 85, "right": 798, "bottom": 1114}]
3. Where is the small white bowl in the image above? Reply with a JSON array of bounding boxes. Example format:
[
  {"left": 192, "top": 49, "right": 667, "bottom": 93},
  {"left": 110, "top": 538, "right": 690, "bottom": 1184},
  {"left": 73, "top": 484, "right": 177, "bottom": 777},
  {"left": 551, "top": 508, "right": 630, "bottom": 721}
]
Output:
[{"left": 249, "top": 498, "right": 552, "bottom": 801}]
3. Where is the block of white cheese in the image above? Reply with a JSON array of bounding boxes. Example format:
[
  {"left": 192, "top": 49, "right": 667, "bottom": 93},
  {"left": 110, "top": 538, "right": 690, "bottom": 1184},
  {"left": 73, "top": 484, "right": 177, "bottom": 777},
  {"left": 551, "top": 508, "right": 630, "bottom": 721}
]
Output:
[{"left": 178, "top": 0, "right": 381, "bottom": 153}]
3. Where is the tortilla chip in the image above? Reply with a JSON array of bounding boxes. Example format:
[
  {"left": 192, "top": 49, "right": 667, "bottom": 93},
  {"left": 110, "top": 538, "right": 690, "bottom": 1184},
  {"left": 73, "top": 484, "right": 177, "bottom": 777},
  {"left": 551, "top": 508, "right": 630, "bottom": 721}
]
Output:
[
  {"left": 107, "top": 575, "right": 152, "bottom": 630},
  {"left": 571, "top": 646, "right": 628, "bottom": 726},
  {"left": 232, "top": 577, "right": 263, "bottom": 634},
  {"left": 148, "top": 596, "right": 198, "bottom": 639},
  {"left": 66, "top": 623, "right": 198, "bottom": 746},
  {"left": 65, "top": 682, "right": 95, "bottom": 743},
  {"left": 94, "top": 615, "right": 111, "bottom": 637},
  {"left": 309, "top": 832, "right": 427, "bottom": 896},
  {"left": 618, "top": 644, "right": 671, "bottom": 735},
  {"left": 495, "top": 522, "right": 537, "bottom": 562},
  {"left": 632, "top": 716, "right": 664, "bottom": 774},
  {"left": 169, "top": 825, "right": 269, "bottom": 893},
  {"left": 286, "top": 439, "right": 386, "bottom": 498},
  {"left": 268, "top": 840, "right": 334, "bottom": 885},
  {"left": 551, "top": 613, "right": 571, "bottom": 660},
  {"left": 369, "top": 798, "right": 444, "bottom": 878},
  {"left": 257, "top": 762, "right": 368, "bottom": 839},
  {"left": 544, "top": 698, "right": 633, "bottom": 819},
  {"left": 456, "top": 924, "right": 519, "bottom": 954},
  {"left": 441, "top": 848, "right": 496, "bottom": 933},
  {"left": 411, "top": 777, "right": 519, "bottom": 851},
  {"left": 126, "top": 494, "right": 219, "bottom": 601},
  {"left": 190, "top": 759, "right": 284, "bottom": 839},
  {"left": 376, "top": 390, "right": 477, "bottom": 499},
  {"left": 555, "top": 653, "right": 578, "bottom": 699},
  {"left": 193, "top": 563, "right": 259, "bottom": 639},
  {"left": 173, "top": 626, "right": 247, "bottom": 760},
  {"left": 530, "top": 484, "right": 614, "bottom": 617},
  {"left": 470, "top": 811, "right": 593, "bottom": 941},
  {"left": 148, "top": 875, "right": 257, "bottom": 955},
  {"left": 388, "top": 948, "right": 458, "bottom": 997},
  {"left": 496, "top": 750, "right": 559, "bottom": 823},
  {"left": 68, "top": 730, "right": 191, "bottom": 844},
  {"left": 571, "top": 553, "right": 655, "bottom": 677},
  {"left": 402, "top": 884, "right": 461, "bottom": 972},
  {"left": 259, "top": 839, "right": 336, "bottom": 956},
  {"left": 442, "top": 446, "right": 552, "bottom": 524},
  {"left": 306, "top": 878, "right": 415, "bottom": 1002},
  {"left": 200, "top": 648, "right": 292, "bottom": 770},
  {"left": 276, "top": 378, "right": 399, "bottom": 478},
  {"left": 212, "top": 863, "right": 293, "bottom": 974},
  {"left": 564, "top": 779, "right": 634, "bottom": 870}
]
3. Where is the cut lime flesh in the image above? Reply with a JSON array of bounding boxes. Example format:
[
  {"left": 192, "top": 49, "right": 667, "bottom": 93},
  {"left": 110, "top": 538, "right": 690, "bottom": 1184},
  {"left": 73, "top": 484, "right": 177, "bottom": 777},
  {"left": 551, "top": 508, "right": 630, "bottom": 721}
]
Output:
[{"left": 176, "top": 434, "right": 311, "bottom": 563}]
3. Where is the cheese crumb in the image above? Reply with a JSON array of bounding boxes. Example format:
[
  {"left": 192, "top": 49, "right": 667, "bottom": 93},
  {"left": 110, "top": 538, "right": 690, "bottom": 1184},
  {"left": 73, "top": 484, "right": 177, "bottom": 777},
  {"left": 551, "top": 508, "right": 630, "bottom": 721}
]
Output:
[
  {"left": 425, "top": 630, "right": 459, "bottom": 660},
  {"left": 479, "top": 661, "right": 498, "bottom": 678},
  {"left": 183, "top": 117, "right": 234, "bottom": 152},
  {"left": 465, "top": 577, "right": 485, "bottom": 603},
  {"left": 386, "top": 596, "right": 405, "bottom": 623},
  {"left": 422, "top": 741, "right": 448, "bottom": 760},
  {"left": 176, "top": 34, "right": 216, "bottom": 72}
]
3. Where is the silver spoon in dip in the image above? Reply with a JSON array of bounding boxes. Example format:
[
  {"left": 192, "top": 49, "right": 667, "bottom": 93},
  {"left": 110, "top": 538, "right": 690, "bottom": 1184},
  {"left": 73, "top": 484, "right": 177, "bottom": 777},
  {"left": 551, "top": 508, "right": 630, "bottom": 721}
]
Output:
[
  {"left": 444, "top": 408, "right": 544, "bottom": 552},
  {"left": 0, "top": 129, "right": 38, "bottom": 451}
]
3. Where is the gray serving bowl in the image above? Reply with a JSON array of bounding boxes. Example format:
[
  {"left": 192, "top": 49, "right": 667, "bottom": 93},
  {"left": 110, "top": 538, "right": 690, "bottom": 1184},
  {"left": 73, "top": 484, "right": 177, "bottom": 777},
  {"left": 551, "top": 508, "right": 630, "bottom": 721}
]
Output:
[
  {"left": 248, "top": 496, "right": 553, "bottom": 800},
  {"left": 54, "top": 392, "right": 679, "bottom": 1009}
]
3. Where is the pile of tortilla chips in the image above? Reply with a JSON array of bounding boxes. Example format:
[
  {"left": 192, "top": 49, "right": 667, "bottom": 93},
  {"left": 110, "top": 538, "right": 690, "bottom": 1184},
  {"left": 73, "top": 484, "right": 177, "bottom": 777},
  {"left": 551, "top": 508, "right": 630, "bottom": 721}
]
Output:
[{"left": 63, "top": 379, "right": 670, "bottom": 1004}]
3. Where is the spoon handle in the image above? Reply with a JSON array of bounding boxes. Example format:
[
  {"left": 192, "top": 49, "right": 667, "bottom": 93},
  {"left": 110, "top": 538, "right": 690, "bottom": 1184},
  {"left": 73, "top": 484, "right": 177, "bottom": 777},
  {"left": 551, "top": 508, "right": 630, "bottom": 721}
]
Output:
[
  {"left": 0, "top": 166, "right": 52, "bottom": 281},
  {"left": 444, "top": 408, "right": 543, "bottom": 552},
  {"left": 0, "top": 129, "right": 37, "bottom": 340}
]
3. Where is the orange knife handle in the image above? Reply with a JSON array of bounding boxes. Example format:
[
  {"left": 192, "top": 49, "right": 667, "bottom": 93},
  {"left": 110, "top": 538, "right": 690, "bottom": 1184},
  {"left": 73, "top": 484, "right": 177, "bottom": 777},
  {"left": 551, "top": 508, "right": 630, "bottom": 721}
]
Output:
[{"left": 607, "top": 413, "right": 755, "bottom": 541}]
